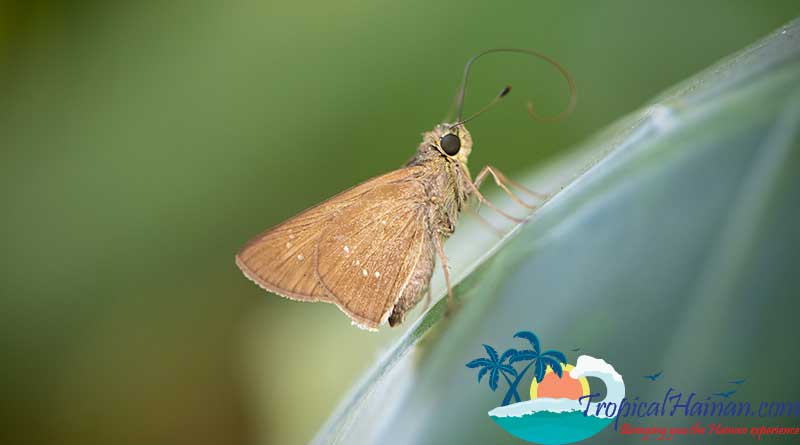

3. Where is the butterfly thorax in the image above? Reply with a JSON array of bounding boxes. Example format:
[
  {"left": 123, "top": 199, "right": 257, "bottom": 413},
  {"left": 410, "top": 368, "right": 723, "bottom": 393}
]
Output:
[{"left": 406, "top": 124, "right": 474, "bottom": 238}]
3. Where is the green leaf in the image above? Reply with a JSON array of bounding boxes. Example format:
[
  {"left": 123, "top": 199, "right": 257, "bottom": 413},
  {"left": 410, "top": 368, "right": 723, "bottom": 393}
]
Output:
[{"left": 315, "top": 19, "right": 800, "bottom": 445}]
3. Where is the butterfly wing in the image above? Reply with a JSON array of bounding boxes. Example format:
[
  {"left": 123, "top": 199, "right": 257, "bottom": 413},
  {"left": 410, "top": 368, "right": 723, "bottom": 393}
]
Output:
[
  {"left": 235, "top": 167, "right": 426, "bottom": 305},
  {"left": 315, "top": 179, "right": 430, "bottom": 330},
  {"left": 236, "top": 202, "right": 336, "bottom": 302}
]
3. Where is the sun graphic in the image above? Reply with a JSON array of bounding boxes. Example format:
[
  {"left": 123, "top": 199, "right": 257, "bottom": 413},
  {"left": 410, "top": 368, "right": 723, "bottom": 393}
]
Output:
[{"left": 530, "top": 364, "right": 590, "bottom": 400}]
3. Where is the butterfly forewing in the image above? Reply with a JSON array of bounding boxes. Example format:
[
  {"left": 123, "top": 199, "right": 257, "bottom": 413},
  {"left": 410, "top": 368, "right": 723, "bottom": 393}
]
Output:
[
  {"left": 315, "top": 181, "right": 429, "bottom": 330},
  {"left": 236, "top": 167, "right": 428, "bottom": 323},
  {"left": 236, "top": 205, "right": 335, "bottom": 302}
]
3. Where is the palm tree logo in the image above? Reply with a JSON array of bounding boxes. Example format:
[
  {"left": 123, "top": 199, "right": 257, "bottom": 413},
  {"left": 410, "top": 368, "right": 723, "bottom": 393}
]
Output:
[
  {"left": 465, "top": 344, "right": 521, "bottom": 403},
  {"left": 465, "top": 330, "right": 625, "bottom": 445},
  {"left": 466, "top": 330, "right": 566, "bottom": 406}
]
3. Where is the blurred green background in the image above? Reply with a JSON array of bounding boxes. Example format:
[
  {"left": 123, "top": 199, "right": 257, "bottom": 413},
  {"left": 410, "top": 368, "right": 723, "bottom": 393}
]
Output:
[{"left": 1, "top": 1, "right": 798, "bottom": 444}]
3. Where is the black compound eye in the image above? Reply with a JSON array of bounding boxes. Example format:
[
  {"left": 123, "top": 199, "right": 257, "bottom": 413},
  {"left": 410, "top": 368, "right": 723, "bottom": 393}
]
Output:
[{"left": 440, "top": 133, "right": 461, "bottom": 156}]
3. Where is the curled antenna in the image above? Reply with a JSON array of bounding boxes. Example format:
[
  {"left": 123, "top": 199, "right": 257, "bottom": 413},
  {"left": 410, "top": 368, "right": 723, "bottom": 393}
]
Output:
[{"left": 451, "top": 48, "right": 577, "bottom": 128}]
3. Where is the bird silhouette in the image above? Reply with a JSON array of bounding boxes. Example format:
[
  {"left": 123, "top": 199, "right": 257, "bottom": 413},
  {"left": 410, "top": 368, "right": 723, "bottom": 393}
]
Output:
[
  {"left": 643, "top": 371, "right": 663, "bottom": 381},
  {"left": 712, "top": 390, "right": 736, "bottom": 398},
  {"left": 570, "top": 347, "right": 580, "bottom": 352},
  {"left": 728, "top": 379, "right": 746, "bottom": 385}
]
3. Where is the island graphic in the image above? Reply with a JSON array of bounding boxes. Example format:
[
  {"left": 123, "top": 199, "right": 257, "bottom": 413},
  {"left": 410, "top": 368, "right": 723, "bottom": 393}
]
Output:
[{"left": 466, "top": 331, "right": 625, "bottom": 445}]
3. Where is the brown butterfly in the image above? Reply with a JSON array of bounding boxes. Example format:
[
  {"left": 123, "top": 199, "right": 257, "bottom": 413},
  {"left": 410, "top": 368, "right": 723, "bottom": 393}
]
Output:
[{"left": 236, "top": 48, "right": 575, "bottom": 331}]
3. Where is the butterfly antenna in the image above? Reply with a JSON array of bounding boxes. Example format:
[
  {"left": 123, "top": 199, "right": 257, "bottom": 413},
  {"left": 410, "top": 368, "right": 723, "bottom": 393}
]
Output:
[
  {"left": 452, "top": 47, "right": 577, "bottom": 126},
  {"left": 450, "top": 85, "right": 511, "bottom": 129}
]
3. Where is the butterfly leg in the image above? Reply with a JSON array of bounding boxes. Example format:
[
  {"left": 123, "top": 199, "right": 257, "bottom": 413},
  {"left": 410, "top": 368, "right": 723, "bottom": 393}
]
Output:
[
  {"left": 420, "top": 287, "right": 432, "bottom": 311},
  {"left": 474, "top": 165, "right": 547, "bottom": 210},
  {"left": 433, "top": 232, "right": 455, "bottom": 312},
  {"left": 465, "top": 206, "right": 504, "bottom": 238},
  {"left": 463, "top": 178, "right": 528, "bottom": 224},
  {"left": 455, "top": 160, "right": 528, "bottom": 224}
]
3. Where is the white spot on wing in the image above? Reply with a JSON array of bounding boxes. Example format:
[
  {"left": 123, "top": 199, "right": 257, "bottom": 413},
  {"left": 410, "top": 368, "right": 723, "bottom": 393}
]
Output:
[
  {"left": 285, "top": 242, "right": 293, "bottom": 249},
  {"left": 296, "top": 254, "right": 304, "bottom": 261},
  {"left": 374, "top": 271, "right": 380, "bottom": 278},
  {"left": 343, "top": 245, "right": 350, "bottom": 254},
  {"left": 362, "top": 269, "right": 368, "bottom": 277}
]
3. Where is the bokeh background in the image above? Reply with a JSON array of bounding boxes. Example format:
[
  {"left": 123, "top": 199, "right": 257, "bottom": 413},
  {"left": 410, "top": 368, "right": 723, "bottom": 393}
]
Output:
[{"left": 1, "top": 2, "right": 798, "bottom": 444}]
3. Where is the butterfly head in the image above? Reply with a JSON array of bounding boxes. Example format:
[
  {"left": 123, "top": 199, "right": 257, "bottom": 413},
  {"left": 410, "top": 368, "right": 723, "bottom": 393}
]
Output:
[{"left": 426, "top": 123, "right": 473, "bottom": 164}]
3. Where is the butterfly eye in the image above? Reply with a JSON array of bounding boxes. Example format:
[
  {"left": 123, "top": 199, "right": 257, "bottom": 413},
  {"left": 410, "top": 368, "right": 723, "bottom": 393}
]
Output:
[{"left": 440, "top": 133, "right": 461, "bottom": 156}]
